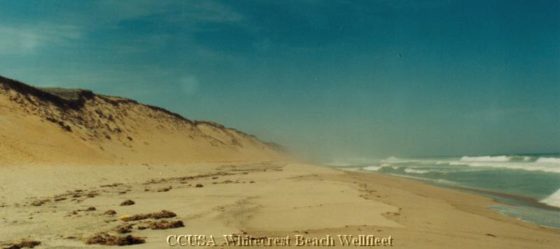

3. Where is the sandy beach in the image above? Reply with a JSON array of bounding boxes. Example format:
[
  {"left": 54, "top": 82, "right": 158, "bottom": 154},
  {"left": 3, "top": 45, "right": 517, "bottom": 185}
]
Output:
[{"left": 1, "top": 162, "right": 558, "bottom": 249}]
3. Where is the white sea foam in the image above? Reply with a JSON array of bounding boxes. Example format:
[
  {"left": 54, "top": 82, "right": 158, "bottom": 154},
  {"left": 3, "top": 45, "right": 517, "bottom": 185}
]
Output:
[
  {"left": 363, "top": 165, "right": 382, "bottom": 171},
  {"left": 404, "top": 168, "right": 430, "bottom": 174},
  {"left": 460, "top": 155, "right": 511, "bottom": 162},
  {"left": 449, "top": 161, "right": 466, "bottom": 166},
  {"left": 459, "top": 161, "right": 560, "bottom": 173},
  {"left": 541, "top": 189, "right": 560, "bottom": 208},
  {"left": 449, "top": 155, "right": 560, "bottom": 173},
  {"left": 536, "top": 157, "right": 560, "bottom": 164}
]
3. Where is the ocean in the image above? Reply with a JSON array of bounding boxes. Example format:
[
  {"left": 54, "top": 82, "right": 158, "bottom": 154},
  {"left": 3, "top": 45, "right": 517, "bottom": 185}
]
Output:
[{"left": 328, "top": 154, "right": 560, "bottom": 229}]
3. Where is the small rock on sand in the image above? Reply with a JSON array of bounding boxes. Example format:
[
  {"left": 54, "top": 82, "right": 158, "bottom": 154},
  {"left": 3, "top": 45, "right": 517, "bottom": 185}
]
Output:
[
  {"left": 120, "top": 210, "right": 177, "bottom": 222},
  {"left": 120, "top": 200, "right": 135, "bottom": 206},
  {"left": 148, "top": 220, "right": 184, "bottom": 230},
  {"left": 85, "top": 232, "right": 145, "bottom": 246},
  {"left": 3, "top": 240, "right": 41, "bottom": 249},
  {"left": 104, "top": 210, "right": 117, "bottom": 215}
]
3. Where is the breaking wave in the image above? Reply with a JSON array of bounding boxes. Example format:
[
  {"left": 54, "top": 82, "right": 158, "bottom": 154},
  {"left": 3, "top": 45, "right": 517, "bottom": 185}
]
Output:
[
  {"left": 363, "top": 165, "right": 382, "bottom": 171},
  {"left": 541, "top": 189, "right": 560, "bottom": 208},
  {"left": 454, "top": 155, "right": 560, "bottom": 173},
  {"left": 460, "top": 162, "right": 560, "bottom": 173},
  {"left": 460, "top": 156, "right": 511, "bottom": 162},
  {"left": 331, "top": 154, "right": 560, "bottom": 174},
  {"left": 403, "top": 168, "right": 430, "bottom": 174},
  {"left": 536, "top": 157, "right": 560, "bottom": 164}
]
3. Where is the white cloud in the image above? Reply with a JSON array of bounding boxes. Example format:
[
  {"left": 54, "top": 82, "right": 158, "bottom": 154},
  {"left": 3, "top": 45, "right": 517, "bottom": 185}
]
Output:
[
  {"left": 0, "top": 1, "right": 244, "bottom": 56},
  {"left": 0, "top": 24, "right": 82, "bottom": 54}
]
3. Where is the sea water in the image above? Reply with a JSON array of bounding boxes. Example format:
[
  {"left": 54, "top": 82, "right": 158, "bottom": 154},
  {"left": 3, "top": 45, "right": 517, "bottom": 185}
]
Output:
[{"left": 329, "top": 154, "right": 560, "bottom": 228}]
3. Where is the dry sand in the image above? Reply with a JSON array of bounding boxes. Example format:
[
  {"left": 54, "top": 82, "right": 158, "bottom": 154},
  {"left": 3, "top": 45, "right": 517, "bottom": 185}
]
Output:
[{"left": 1, "top": 162, "right": 558, "bottom": 249}]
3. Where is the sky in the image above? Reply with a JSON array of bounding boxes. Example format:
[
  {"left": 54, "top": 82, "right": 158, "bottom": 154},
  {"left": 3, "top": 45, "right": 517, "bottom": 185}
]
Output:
[{"left": 0, "top": 0, "right": 559, "bottom": 161}]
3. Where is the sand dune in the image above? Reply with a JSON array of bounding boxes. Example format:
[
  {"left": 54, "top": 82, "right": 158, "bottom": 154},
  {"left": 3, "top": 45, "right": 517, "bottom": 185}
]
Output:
[{"left": 0, "top": 75, "right": 284, "bottom": 166}]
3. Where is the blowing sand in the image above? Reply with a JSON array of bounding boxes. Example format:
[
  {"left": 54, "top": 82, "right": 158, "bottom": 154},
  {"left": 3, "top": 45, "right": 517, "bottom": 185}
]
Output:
[{"left": 0, "top": 162, "right": 558, "bottom": 249}]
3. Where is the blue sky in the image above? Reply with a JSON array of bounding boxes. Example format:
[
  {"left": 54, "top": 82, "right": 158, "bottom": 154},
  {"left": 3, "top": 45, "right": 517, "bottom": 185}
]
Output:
[{"left": 1, "top": 0, "right": 559, "bottom": 160}]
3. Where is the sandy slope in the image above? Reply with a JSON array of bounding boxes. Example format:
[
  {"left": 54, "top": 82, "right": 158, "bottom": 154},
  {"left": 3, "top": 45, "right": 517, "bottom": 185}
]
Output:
[
  {"left": 0, "top": 163, "right": 558, "bottom": 249},
  {"left": 0, "top": 76, "right": 283, "bottom": 166}
]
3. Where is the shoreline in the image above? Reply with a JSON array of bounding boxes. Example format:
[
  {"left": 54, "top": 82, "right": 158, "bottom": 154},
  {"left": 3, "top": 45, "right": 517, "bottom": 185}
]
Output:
[
  {"left": 339, "top": 170, "right": 559, "bottom": 229},
  {"left": 1, "top": 162, "right": 558, "bottom": 248},
  {"left": 346, "top": 167, "right": 560, "bottom": 228},
  {"left": 327, "top": 167, "right": 560, "bottom": 248}
]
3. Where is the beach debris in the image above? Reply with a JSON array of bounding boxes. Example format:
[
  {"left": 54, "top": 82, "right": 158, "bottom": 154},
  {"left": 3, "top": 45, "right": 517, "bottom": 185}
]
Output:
[
  {"left": 120, "top": 200, "right": 135, "bottom": 206},
  {"left": 85, "top": 232, "right": 145, "bottom": 246},
  {"left": 68, "top": 206, "right": 96, "bottom": 215},
  {"left": 143, "top": 172, "right": 235, "bottom": 186},
  {"left": 195, "top": 183, "right": 204, "bottom": 188},
  {"left": 2, "top": 239, "right": 41, "bottom": 249},
  {"left": 157, "top": 186, "right": 172, "bottom": 192},
  {"left": 147, "top": 220, "right": 184, "bottom": 230},
  {"left": 104, "top": 210, "right": 117, "bottom": 216},
  {"left": 114, "top": 224, "right": 134, "bottom": 234},
  {"left": 86, "top": 191, "right": 98, "bottom": 198},
  {"left": 53, "top": 196, "right": 67, "bottom": 202},
  {"left": 100, "top": 183, "right": 124, "bottom": 188},
  {"left": 486, "top": 233, "right": 497, "bottom": 237},
  {"left": 30, "top": 199, "right": 49, "bottom": 207},
  {"left": 65, "top": 189, "right": 99, "bottom": 202},
  {"left": 120, "top": 210, "right": 176, "bottom": 222}
]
